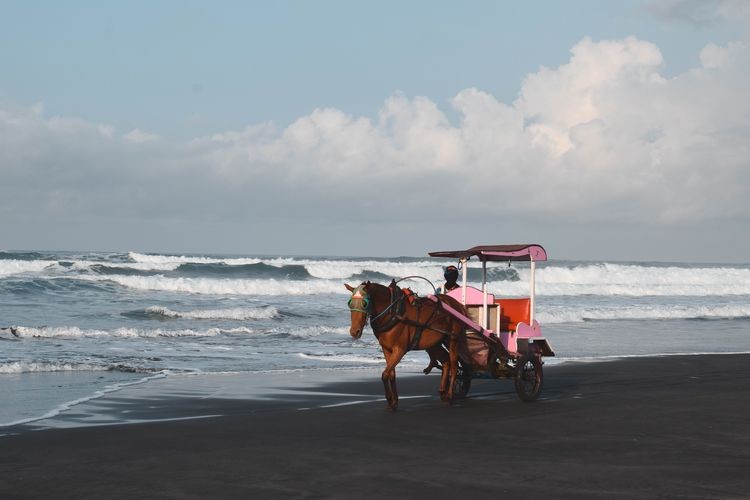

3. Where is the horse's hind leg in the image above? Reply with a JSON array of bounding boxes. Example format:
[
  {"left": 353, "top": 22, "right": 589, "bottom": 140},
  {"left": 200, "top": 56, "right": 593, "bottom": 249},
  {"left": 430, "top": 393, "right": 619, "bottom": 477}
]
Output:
[
  {"left": 425, "top": 345, "right": 450, "bottom": 400},
  {"left": 424, "top": 345, "right": 447, "bottom": 375},
  {"left": 438, "top": 361, "right": 450, "bottom": 401},
  {"left": 422, "top": 358, "right": 439, "bottom": 375},
  {"left": 446, "top": 335, "right": 460, "bottom": 403}
]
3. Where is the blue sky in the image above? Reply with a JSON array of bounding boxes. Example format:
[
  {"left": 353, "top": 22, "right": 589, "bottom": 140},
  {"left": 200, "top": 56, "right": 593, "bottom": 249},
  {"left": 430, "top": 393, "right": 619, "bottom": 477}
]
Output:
[
  {"left": 1, "top": 1, "right": 749, "bottom": 261},
  {"left": 2, "top": 1, "right": 741, "bottom": 137}
]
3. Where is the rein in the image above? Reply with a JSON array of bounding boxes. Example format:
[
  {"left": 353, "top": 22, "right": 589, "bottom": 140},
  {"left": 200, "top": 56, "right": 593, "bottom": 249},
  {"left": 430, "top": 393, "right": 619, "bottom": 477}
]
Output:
[{"left": 394, "top": 275, "right": 437, "bottom": 294}]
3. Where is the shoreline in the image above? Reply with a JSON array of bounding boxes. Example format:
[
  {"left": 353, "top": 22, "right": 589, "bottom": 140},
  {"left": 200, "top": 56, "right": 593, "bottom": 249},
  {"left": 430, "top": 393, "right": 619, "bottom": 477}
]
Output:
[
  {"left": 2, "top": 353, "right": 749, "bottom": 498},
  {"left": 3, "top": 351, "right": 750, "bottom": 432}
]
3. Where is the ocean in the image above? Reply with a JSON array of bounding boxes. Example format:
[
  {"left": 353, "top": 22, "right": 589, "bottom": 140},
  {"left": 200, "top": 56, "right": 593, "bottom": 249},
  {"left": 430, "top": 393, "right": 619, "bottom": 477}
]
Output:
[{"left": 2, "top": 250, "right": 750, "bottom": 427}]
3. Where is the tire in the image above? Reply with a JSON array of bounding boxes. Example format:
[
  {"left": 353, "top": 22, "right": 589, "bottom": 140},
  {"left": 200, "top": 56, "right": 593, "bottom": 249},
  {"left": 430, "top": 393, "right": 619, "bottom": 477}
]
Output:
[
  {"left": 514, "top": 355, "right": 543, "bottom": 402},
  {"left": 452, "top": 362, "right": 472, "bottom": 400}
]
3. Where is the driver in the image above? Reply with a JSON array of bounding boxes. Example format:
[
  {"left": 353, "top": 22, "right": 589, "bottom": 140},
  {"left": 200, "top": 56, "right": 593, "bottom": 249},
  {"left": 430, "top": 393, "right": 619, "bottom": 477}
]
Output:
[{"left": 441, "top": 265, "right": 460, "bottom": 293}]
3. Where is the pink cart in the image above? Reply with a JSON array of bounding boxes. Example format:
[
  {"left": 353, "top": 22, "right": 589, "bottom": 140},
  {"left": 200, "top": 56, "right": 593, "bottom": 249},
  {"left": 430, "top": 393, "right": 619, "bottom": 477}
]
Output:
[{"left": 428, "top": 244, "right": 555, "bottom": 401}]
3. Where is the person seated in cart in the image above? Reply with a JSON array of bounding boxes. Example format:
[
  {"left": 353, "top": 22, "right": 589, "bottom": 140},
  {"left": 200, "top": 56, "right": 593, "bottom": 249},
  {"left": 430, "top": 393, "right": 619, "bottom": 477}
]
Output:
[{"left": 438, "top": 265, "right": 460, "bottom": 293}]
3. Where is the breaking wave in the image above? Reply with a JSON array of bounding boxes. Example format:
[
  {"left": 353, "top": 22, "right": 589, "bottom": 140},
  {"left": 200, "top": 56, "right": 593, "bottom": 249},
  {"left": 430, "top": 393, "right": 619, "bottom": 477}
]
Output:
[
  {"left": 4, "top": 252, "right": 749, "bottom": 298},
  {"left": 128, "top": 252, "right": 262, "bottom": 266},
  {"left": 487, "top": 263, "right": 750, "bottom": 297},
  {"left": 79, "top": 274, "right": 344, "bottom": 295},
  {"left": 99, "top": 274, "right": 750, "bottom": 298},
  {"left": 538, "top": 303, "right": 750, "bottom": 324},
  {"left": 129, "top": 252, "right": 445, "bottom": 280},
  {"left": 0, "top": 260, "right": 56, "bottom": 277},
  {"left": 142, "top": 305, "right": 280, "bottom": 320}
]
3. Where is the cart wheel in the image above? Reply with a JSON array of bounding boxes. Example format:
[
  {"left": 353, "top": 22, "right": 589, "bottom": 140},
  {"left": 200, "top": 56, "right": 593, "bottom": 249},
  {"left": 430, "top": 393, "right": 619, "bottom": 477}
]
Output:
[
  {"left": 514, "top": 355, "right": 543, "bottom": 402},
  {"left": 451, "top": 362, "right": 472, "bottom": 400}
]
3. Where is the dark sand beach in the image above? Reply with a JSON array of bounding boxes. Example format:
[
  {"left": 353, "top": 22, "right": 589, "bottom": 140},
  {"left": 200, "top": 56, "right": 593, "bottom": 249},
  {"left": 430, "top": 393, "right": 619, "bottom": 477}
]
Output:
[{"left": 2, "top": 354, "right": 749, "bottom": 499}]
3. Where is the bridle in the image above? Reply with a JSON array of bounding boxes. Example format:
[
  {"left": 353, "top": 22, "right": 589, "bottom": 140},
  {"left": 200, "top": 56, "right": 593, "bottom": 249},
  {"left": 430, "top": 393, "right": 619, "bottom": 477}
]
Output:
[{"left": 347, "top": 281, "right": 406, "bottom": 335}]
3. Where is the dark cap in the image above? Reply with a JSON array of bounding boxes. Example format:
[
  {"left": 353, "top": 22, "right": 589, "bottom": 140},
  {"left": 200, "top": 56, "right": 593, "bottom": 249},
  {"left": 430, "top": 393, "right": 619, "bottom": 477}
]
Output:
[{"left": 444, "top": 265, "right": 458, "bottom": 282}]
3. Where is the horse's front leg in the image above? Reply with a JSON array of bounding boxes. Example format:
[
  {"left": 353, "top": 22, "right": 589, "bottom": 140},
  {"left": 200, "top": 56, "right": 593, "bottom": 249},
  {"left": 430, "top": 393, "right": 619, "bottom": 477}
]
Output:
[
  {"left": 381, "top": 347, "right": 395, "bottom": 408},
  {"left": 381, "top": 346, "right": 406, "bottom": 411}
]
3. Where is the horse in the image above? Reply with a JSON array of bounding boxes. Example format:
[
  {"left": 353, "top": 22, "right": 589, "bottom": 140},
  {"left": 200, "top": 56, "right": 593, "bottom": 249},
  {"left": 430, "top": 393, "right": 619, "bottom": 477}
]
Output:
[{"left": 344, "top": 280, "right": 466, "bottom": 410}]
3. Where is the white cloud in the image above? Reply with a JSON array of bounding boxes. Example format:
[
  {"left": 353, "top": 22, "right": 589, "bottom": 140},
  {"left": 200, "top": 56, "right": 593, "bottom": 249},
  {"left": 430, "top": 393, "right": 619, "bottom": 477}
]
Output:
[
  {"left": 123, "top": 128, "right": 159, "bottom": 144},
  {"left": 1, "top": 35, "right": 749, "bottom": 245},
  {"left": 517, "top": 37, "right": 665, "bottom": 156},
  {"left": 699, "top": 40, "right": 746, "bottom": 68}
]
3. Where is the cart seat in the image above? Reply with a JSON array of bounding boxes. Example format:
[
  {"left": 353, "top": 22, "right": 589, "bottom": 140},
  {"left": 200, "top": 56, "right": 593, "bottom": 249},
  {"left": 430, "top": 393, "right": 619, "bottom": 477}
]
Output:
[
  {"left": 446, "top": 287, "right": 498, "bottom": 331},
  {"left": 445, "top": 286, "right": 495, "bottom": 305},
  {"left": 495, "top": 298, "right": 530, "bottom": 332}
]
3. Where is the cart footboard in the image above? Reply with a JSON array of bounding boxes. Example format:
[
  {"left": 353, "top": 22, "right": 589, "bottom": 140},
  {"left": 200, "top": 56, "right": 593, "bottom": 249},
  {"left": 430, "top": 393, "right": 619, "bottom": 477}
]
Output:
[{"left": 518, "top": 337, "right": 555, "bottom": 357}]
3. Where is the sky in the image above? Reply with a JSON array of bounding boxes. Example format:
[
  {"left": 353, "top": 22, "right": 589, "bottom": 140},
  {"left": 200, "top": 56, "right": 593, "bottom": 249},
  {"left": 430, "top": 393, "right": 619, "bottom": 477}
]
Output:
[{"left": 1, "top": 0, "right": 749, "bottom": 262}]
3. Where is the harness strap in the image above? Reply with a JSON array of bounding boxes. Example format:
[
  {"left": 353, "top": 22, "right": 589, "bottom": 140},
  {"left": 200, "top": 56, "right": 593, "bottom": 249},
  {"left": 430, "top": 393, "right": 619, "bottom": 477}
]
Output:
[
  {"left": 395, "top": 315, "right": 456, "bottom": 337},
  {"left": 368, "top": 283, "right": 459, "bottom": 348},
  {"left": 409, "top": 326, "right": 424, "bottom": 351},
  {"left": 395, "top": 295, "right": 458, "bottom": 351},
  {"left": 371, "top": 281, "right": 406, "bottom": 336}
]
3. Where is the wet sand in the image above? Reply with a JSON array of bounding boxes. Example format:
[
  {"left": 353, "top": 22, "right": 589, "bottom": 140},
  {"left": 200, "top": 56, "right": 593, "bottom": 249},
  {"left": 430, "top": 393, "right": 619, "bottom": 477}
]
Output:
[{"left": 1, "top": 354, "right": 749, "bottom": 499}]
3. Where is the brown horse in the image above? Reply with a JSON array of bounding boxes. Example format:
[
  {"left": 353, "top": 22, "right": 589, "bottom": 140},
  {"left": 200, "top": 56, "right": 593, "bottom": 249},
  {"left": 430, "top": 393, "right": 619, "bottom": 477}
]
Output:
[{"left": 345, "top": 280, "right": 466, "bottom": 410}]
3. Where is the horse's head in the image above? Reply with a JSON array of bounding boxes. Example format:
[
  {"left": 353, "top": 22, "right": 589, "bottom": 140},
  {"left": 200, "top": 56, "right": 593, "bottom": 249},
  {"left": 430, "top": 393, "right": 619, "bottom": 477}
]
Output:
[{"left": 345, "top": 282, "right": 370, "bottom": 339}]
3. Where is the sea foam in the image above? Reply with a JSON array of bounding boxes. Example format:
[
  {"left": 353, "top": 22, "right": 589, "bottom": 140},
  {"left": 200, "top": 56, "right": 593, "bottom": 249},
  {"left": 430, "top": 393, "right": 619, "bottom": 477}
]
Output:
[
  {"left": 297, "top": 353, "right": 384, "bottom": 364},
  {"left": 0, "top": 361, "right": 110, "bottom": 374},
  {"left": 144, "top": 305, "right": 280, "bottom": 320},
  {"left": 0, "top": 361, "right": 157, "bottom": 374},
  {"left": 9, "top": 326, "right": 226, "bottom": 339}
]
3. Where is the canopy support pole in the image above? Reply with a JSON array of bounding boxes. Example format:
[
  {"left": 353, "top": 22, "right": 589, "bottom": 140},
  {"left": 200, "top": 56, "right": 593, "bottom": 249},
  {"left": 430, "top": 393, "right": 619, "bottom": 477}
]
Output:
[
  {"left": 460, "top": 257, "right": 467, "bottom": 305},
  {"left": 482, "top": 259, "right": 488, "bottom": 329},
  {"left": 530, "top": 259, "right": 536, "bottom": 324}
]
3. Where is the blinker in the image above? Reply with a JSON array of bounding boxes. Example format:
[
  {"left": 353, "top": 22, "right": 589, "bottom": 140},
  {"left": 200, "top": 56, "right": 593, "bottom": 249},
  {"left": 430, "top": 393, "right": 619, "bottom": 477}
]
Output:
[{"left": 348, "top": 288, "right": 370, "bottom": 313}]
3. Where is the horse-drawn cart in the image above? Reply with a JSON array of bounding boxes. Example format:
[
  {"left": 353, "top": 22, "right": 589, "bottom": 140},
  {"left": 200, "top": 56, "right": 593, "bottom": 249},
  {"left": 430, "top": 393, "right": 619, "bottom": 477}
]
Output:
[
  {"left": 345, "top": 243, "right": 554, "bottom": 409},
  {"left": 427, "top": 244, "right": 555, "bottom": 402}
]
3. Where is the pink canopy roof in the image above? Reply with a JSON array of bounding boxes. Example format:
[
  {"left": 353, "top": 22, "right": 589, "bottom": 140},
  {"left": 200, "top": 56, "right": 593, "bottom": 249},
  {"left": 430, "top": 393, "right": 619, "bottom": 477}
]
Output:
[{"left": 429, "top": 244, "right": 548, "bottom": 262}]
